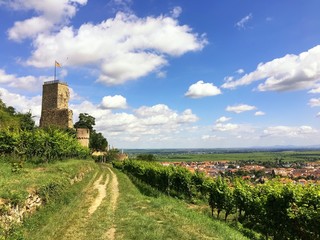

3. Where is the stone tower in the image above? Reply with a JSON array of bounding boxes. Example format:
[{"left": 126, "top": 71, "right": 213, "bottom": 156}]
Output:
[
  {"left": 76, "top": 128, "right": 90, "bottom": 148},
  {"left": 40, "top": 80, "right": 73, "bottom": 128}
]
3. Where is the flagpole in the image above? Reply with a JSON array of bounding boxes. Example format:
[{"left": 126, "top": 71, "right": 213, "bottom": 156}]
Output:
[{"left": 54, "top": 62, "right": 56, "bottom": 80}]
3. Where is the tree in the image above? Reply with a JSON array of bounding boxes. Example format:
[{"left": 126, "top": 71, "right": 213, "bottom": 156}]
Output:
[
  {"left": 74, "top": 113, "right": 109, "bottom": 152},
  {"left": 0, "top": 98, "right": 5, "bottom": 109},
  {"left": 17, "top": 111, "right": 35, "bottom": 130},
  {"left": 74, "top": 113, "right": 95, "bottom": 130},
  {"left": 105, "top": 148, "right": 120, "bottom": 162},
  {"left": 136, "top": 153, "right": 156, "bottom": 161},
  {"left": 6, "top": 106, "right": 16, "bottom": 115},
  {"left": 89, "top": 130, "right": 108, "bottom": 151}
]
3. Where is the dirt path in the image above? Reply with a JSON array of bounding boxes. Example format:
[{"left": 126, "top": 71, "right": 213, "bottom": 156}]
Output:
[
  {"left": 56, "top": 166, "right": 119, "bottom": 240},
  {"left": 104, "top": 167, "right": 119, "bottom": 240},
  {"left": 88, "top": 174, "right": 109, "bottom": 215}
]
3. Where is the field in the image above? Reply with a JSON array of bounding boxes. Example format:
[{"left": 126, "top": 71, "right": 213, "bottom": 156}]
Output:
[{"left": 126, "top": 148, "right": 320, "bottom": 162}]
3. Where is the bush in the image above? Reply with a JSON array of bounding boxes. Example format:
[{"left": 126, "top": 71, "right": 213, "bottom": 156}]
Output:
[{"left": 0, "top": 128, "right": 90, "bottom": 164}]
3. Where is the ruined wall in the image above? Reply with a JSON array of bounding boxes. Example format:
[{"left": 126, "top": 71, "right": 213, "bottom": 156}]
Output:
[
  {"left": 40, "top": 109, "right": 73, "bottom": 128},
  {"left": 0, "top": 170, "right": 90, "bottom": 231},
  {"left": 76, "top": 128, "right": 90, "bottom": 148},
  {"left": 40, "top": 80, "right": 73, "bottom": 128}
]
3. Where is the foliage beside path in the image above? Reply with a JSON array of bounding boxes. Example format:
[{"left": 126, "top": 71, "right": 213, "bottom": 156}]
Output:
[
  {"left": 114, "top": 168, "right": 248, "bottom": 240},
  {"left": 114, "top": 160, "right": 320, "bottom": 240},
  {"left": 0, "top": 160, "right": 97, "bottom": 239}
]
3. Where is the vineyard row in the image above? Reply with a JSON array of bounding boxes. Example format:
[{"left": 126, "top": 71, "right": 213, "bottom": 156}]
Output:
[{"left": 113, "top": 160, "right": 320, "bottom": 240}]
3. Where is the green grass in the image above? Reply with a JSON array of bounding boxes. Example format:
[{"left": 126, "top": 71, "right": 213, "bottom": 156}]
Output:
[
  {"left": 18, "top": 164, "right": 115, "bottom": 240},
  {"left": 114, "top": 168, "right": 248, "bottom": 240},
  {"left": 21, "top": 168, "right": 99, "bottom": 240},
  {"left": 0, "top": 159, "right": 97, "bottom": 205},
  {"left": 9, "top": 163, "right": 248, "bottom": 240}
]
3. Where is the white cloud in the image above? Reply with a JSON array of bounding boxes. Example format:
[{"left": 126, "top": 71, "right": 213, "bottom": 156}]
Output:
[
  {"left": 309, "top": 85, "right": 320, "bottom": 93},
  {"left": 211, "top": 121, "right": 256, "bottom": 143},
  {"left": 71, "top": 101, "right": 199, "bottom": 144},
  {"left": 69, "top": 87, "right": 81, "bottom": 101},
  {"left": 226, "top": 104, "right": 256, "bottom": 113},
  {"left": 171, "top": 6, "right": 182, "bottom": 18},
  {"left": 262, "top": 126, "right": 317, "bottom": 137},
  {"left": 98, "top": 52, "right": 166, "bottom": 85},
  {"left": 100, "top": 95, "right": 128, "bottom": 109},
  {"left": 134, "top": 104, "right": 198, "bottom": 125},
  {"left": 107, "top": 0, "right": 133, "bottom": 13},
  {"left": 215, "top": 116, "right": 231, "bottom": 123},
  {"left": 201, "top": 135, "right": 223, "bottom": 140},
  {"left": 135, "top": 104, "right": 173, "bottom": 117},
  {"left": 213, "top": 123, "right": 239, "bottom": 132},
  {"left": 185, "top": 80, "right": 221, "bottom": 98},
  {"left": 201, "top": 135, "right": 210, "bottom": 140},
  {"left": 74, "top": 102, "right": 199, "bottom": 146},
  {"left": 316, "top": 112, "right": 320, "bottom": 118},
  {"left": 25, "top": 12, "right": 207, "bottom": 85},
  {"left": 308, "top": 98, "right": 320, "bottom": 107},
  {"left": 235, "top": 13, "right": 252, "bottom": 29},
  {"left": 156, "top": 71, "right": 167, "bottom": 78},
  {"left": 222, "top": 45, "right": 320, "bottom": 92},
  {"left": 7, "top": 0, "right": 88, "bottom": 41},
  {"left": 178, "top": 109, "right": 199, "bottom": 123},
  {"left": 236, "top": 69, "right": 245, "bottom": 74},
  {"left": 224, "top": 76, "right": 234, "bottom": 82},
  {"left": 0, "top": 69, "right": 50, "bottom": 91},
  {"left": 0, "top": 88, "right": 42, "bottom": 121},
  {"left": 255, "top": 111, "right": 265, "bottom": 116},
  {"left": 8, "top": 17, "right": 53, "bottom": 41}
]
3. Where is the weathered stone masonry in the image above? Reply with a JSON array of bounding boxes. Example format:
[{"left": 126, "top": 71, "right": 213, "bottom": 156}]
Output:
[
  {"left": 76, "top": 128, "right": 90, "bottom": 148},
  {"left": 39, "top": 80, "right": 73, "bottom": 128}
]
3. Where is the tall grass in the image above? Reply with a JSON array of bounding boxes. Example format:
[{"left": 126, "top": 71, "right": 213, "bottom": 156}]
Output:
[
  {"left": 21, "top": 167, "right": 99, "bottom": 240},
  {"left": 114, "top": 169, "right": 248, "bottom": 240},
  {"left": 0, "top": 160, "right": 96, "bottom": 206}
]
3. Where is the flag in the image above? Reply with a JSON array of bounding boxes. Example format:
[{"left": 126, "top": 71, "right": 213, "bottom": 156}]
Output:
[{"left": 55, "top": 61, "right": 62, "bottom": 68}]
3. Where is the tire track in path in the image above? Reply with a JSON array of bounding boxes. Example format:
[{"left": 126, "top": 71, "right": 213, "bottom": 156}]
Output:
[
  {"left": 55, "top": 166, "right": 119, "bottom": 240},
  {"left": 104, "top": 167, "right": 119, "bottom": 240},
  {"left": 88, "top": 174, "right": 109, "bottom": 215},
  {"left": 58, "top": 171, "right": 105, "bottom": 240}
]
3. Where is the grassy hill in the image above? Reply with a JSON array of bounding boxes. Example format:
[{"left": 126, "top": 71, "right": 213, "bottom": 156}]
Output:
[
  {"left": 0, "top": 160, "right": 248, "bottom": 239},
  {"left": 0, "top": 99, "right": 34, "bottom": 131},
  {"left": 0, "top": 106, "right": 19, "bottom": 130}
]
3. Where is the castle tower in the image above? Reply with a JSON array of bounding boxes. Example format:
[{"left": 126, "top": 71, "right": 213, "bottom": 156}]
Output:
[
  {"left": 40, "top": 80, "right": 73, "bottom": 128},
  {"left": 76, "top": 128, "right": 90, "bottom": 148}
]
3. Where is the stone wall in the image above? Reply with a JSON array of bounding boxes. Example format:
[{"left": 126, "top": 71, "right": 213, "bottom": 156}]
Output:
[
  {"left": 0, "top": 193, "right": 42, "bottom": 230},
  {"left": 40, "top": 109, "right": 73, "bottom": 128},
  {"left": 41, "top": 81, "right": 69, "bottom": 110},
  {"left": 0, "top": 170, "right": 90, "bottom": 231}
]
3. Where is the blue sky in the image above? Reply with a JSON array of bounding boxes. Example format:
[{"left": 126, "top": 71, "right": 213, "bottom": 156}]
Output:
[{"left": 1, "top": 0, "right": 320, "bottom": 148}]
